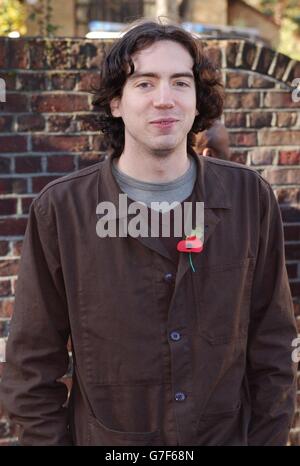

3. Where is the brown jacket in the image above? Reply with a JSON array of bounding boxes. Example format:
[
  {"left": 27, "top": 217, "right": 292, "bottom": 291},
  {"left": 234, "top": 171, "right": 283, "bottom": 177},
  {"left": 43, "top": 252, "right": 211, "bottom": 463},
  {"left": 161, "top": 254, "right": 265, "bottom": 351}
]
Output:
[{"left": 0, "top": 150, "right": 297, "bottom": 446}]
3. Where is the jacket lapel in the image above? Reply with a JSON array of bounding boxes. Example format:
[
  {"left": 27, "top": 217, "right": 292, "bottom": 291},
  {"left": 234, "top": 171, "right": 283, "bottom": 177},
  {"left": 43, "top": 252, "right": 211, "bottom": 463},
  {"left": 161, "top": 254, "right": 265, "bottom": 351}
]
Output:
[{"left": 97, "top": 149, "right": 232, "bottom": 270}]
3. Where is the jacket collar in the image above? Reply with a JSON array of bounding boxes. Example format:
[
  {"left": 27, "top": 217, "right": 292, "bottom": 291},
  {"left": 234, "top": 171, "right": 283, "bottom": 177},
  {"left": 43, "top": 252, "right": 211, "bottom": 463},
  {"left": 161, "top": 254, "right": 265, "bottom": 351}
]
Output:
[
  {"left": 97, "top": 147, "right": 232, "bottom": 218},
  {"left": 97, "top": 147, "right": 232, "bottom": 281}
]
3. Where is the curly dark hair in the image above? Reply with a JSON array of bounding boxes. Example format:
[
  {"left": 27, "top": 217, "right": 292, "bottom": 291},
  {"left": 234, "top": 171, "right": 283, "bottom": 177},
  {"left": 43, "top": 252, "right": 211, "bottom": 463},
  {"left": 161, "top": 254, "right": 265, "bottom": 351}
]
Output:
[{"left": 92, "top": 18, "right": 224, "bottom": 157}]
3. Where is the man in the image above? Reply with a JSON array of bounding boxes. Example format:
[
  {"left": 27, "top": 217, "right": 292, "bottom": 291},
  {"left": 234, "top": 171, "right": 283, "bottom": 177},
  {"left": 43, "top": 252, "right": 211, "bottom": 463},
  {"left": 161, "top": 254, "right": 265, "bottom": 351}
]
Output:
[
  {"left": 0, "top": 19, "right": 298, "bottom": 446},
  {"left": 195, "top": 119, "right": 230, "bottom": 160}
]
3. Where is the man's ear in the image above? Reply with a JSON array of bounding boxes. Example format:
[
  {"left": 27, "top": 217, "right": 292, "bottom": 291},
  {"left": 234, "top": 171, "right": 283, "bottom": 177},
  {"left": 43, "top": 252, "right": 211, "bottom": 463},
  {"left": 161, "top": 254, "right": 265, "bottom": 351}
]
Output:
[
  {"left": 203, "top": 148, "right": 213, "bottom": 157},
  {"left": 110, "top": 97, "right": 121, "bottom": 117}
]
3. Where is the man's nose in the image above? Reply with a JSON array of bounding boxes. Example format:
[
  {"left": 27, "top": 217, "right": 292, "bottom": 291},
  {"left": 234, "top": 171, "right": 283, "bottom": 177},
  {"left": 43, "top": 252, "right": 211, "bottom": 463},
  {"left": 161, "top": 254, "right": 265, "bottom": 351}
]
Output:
[{"left": 153, "top": 83, "right": 175, "bottom": 108}]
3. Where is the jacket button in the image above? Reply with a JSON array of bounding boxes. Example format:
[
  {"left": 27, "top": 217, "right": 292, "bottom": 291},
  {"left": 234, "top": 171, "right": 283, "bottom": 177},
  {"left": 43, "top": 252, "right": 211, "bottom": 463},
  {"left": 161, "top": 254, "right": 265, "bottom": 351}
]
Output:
[
  {"left": 164, "top": 272, "right": 175, "bottom": 284},
  {"left": 170, "top": 331, "right": 181, "bottom": 341},
  {"left": 175, "top": 392, "right": 186, "bottom": 402}
]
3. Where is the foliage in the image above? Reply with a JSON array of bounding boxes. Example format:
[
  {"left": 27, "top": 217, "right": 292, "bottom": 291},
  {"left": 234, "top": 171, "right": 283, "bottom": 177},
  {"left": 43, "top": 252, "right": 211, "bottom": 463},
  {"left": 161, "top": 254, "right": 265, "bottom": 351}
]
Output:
[
  {"left": 246, "top": 0, "right": 300, "bottom": 60},
  {"left": 0, "top": 0, "right": 60, "bottom": 37},
  {"left": 0, "top": 0, "right": 27, "bottom": 35},
  {"left": 27, "top": 0, "right": 60, "bottom": 36}
]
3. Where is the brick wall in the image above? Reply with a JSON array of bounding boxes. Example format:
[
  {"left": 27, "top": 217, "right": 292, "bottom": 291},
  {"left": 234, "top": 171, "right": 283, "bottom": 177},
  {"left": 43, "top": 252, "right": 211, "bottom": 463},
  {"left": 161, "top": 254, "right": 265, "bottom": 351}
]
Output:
[{"left": 0, "top": 37, "right": 299, "bottom": 445}]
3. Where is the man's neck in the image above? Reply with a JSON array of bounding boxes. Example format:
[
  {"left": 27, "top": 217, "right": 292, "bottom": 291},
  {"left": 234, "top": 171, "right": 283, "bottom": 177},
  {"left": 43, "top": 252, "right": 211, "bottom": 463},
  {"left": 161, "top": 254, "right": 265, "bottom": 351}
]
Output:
[{"left": 114, "top": 149, "right": 191, "bottom": 183}]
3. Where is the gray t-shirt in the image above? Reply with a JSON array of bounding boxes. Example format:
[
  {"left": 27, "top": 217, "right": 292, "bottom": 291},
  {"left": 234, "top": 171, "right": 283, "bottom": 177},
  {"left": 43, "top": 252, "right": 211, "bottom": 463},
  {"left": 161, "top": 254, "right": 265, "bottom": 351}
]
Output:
[{"left": 111, "top": 155, "right": 197, "bottom": 213}]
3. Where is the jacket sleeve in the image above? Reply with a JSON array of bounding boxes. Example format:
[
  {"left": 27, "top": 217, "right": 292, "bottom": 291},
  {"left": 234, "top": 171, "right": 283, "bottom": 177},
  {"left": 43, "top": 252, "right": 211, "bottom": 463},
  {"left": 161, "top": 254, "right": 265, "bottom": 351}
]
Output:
[
  {"left": 0, "top": 198, "right": 73, "bottom": 445},
  {"left": 246, "top": 178, "right": 298, "bottom": 446}
]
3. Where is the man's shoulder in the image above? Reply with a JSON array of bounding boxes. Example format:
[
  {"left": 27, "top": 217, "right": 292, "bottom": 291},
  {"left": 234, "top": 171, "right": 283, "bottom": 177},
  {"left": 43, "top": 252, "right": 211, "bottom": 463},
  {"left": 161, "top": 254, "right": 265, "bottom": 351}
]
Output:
[
  {"left": 34, "top": 157, "right": 107, "bottom": 204},
  {"left": 200, "top": 154, "right": 270, "bottom": 190}
]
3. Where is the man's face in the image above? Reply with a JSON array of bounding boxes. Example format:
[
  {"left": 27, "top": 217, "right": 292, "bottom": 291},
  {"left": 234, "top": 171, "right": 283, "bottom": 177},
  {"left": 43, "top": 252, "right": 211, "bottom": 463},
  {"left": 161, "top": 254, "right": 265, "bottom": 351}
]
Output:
[{"left": 110, "top": 40, "right": 198, "bottom": 156}]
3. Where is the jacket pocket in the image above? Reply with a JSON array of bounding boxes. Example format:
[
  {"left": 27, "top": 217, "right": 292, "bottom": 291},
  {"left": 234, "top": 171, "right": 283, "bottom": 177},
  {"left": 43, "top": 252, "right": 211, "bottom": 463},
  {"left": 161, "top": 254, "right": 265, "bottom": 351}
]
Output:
[
  {"left": 196, "top": 401, "right": 243, "bottom": 446},
  {"left": 192, "top": 257, "right": 255, "bottom": 344},
  {"left": 87, "top": 414, "right": 161, "bottom": 446},
  {"left": 199, "top": 400, "right": 242, "bottom": 421}
]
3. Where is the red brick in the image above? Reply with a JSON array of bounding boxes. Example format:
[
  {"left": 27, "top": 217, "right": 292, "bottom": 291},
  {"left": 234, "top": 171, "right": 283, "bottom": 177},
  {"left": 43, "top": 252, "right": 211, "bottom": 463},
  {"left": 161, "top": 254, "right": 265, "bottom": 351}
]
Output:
[
  {"left": 285, "top": 244, "right": 300, "bottom": 261},
  {"left": 249, "top": 75, "right": 275, "bottom": 89},
  {"left": 0, "top": 116, "right": 13, "bottom": 132},
  {"left": 61, "top": 376, "right": 73, "bottom": 392},
  {"left": 21, "top": 197, "right": 34, "bottom": 215},
  {"left": 292, "top": 411, "right": 300, "bottom": 429},
  {"left": 0, "top": 299, "right": 14, "bottom": 318},
  {"left": 224, "top": 112, "right": 246, "bottom": 128},
  {"left": 0, "top": 71, "right": 17, "bottom": 91},
  {"left": 275, "top": 188, "right": 300, "bottom": 204},
  {"left": 32, "top": 135, "right": 89, "bottom": 152},
  {"left": 92, "top": 135, "right": 110, "bottom": 151},
  {"left": 17, "top": 114, "right": 45, "bottom": 132},
  {"left": 290, "top": 281, "right": 300, "bottom": 297},
  {"left": 229, "top": 132, "right": 257, "bottom": 147},
  {"left": 281, "top": 208, "right": 300, "bottom": 222},
  {"left": 2, "top": 94, "right": 28, "bottom": 112},
  {"left": 70, "top": 41, "right": 104, "bottom": 70},
  {"left": 76, "top": 114, "right": 100, "bottom": 131},
  {"left": 262, "top": 168, "right": 300, "bottom": 184},
  {"left": 50, "top": 73, "right": 77, "bottom": 90},
  {"left": 203, "top": 45, "right": 222, "bottom": 68},
  {"left": 47, "top": 40, "right": 71, "bottom": 70},
  {"left": 15, "top": 156, "right": 42, "bottom": 173},
  {"left": 31, "top": 94, "right": 89, "bottom": 112},
  {"left": 284, "top": 226, "right": 300, "bottom": 242},
  {"left": 250, "top": 148, "right": 276, "bottom": 165},
  {"left": 0, "top": 38, "right": 6, "bottom": 68},
  {"left": 272, "top": 53, "right": 291, "bottom": 81},
  {"left": 67, "top": 337, "right": 72, "bottom": 352},
  {"left": 225, "top": 41, "right": 239, "bottom": 68},
  {"left": 256, "top": 47, "right": 276, "bottom": 75},
  {"left": 293, "top": 300, "right": 300, "bottom": 317},
  {"left": 0, "top": 218, "right": 27, "bottom": 236},
  {"left": 249, "top": 112, "right": 273, "bottom": 128},
  {"left": 17, "top": 73, "right": 46, "bottom": 91},
  {"left": 47, "top": 115, "right": 76, "bottom": 132},
  {"left": 263, "top": 91, "right": 299, "bottom": 108},
  {"left": 241, "top": 42, "right": 257, "bottom": 69},
  {"left": 258, "top": 130, "right": 300, "bottom": 146},
  {"left": 287, "top": 61, "right": 300, "bottom": 85},
  {"left": 229, "top": 151, "right": 248, "bottom": 165},
  {"left": 226, "top": 71, "right": 248, "bottom": 89},
  {"left": 277, "top": 112, "right": 298, "bottom": 128},
  {"left": 279, "top": 151, "right": 300, "bottom": 165},
  {"left": 0, "top": 259, "right": 19, "bottom": 276},
  {"left": 0, "top": 280, "right": 11, "bottom": 297},
  {"left": 224, "top": 92, "right": 259, "bottom": 109},
  {"left": 78, "top": 152, "right": 103, "bottom": 169},
  {"left": 12, "top": 240, "right": 23, "bottom": 256},
  {"left": 0, "top": 136, "right": 27, "bottom": 153},
  {"left": 11, "top": 277, "right": 17, "bottom": 295},
  {"left": 0, "top": 178, "right": 27, "bottom": 194},
  {"left": 0, "top": 241, "right": 9, "bottom": 256},
  {"left": 28, "top": 39, "right": 48, "bottom": 69},
  {"left": 77, "top": 72, "right": 100, "bottom": 91},
  {"left": 32, "top": 175, "right": 60, "bottom": 193},
  {"left": 0, "top": 156, "right": 11, "bottom": 173},
  {"left": 295, "top": 317, "right": 300, "bottom": 334},
  {"left": 7, "top": 39, "right": 29, "bottom": 69},
  {"left": 47, "top": 155, "right": 75, "bottom": 172},
  {"left": 0, "top": 199, "right": 17, "bottom": 215},
  {"left": 287, "top": 263, "right": 298, "bottom": 279}
]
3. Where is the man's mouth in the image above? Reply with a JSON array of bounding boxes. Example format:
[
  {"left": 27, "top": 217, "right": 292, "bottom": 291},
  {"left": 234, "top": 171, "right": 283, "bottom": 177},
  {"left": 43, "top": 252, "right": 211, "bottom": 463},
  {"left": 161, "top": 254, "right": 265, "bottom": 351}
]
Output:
[{"left": 150, "top": 119, "right": 179, "bottom": 129}]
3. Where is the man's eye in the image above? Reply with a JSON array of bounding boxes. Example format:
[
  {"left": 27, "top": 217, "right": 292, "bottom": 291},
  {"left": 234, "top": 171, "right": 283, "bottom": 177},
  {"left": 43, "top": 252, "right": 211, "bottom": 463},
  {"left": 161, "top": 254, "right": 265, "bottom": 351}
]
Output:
[
  {"left": 175, "top": 81, "right": 190, "bottom": 87},
  {"left": 137, "top": 82, "right": 151, "bottom": 88}
]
